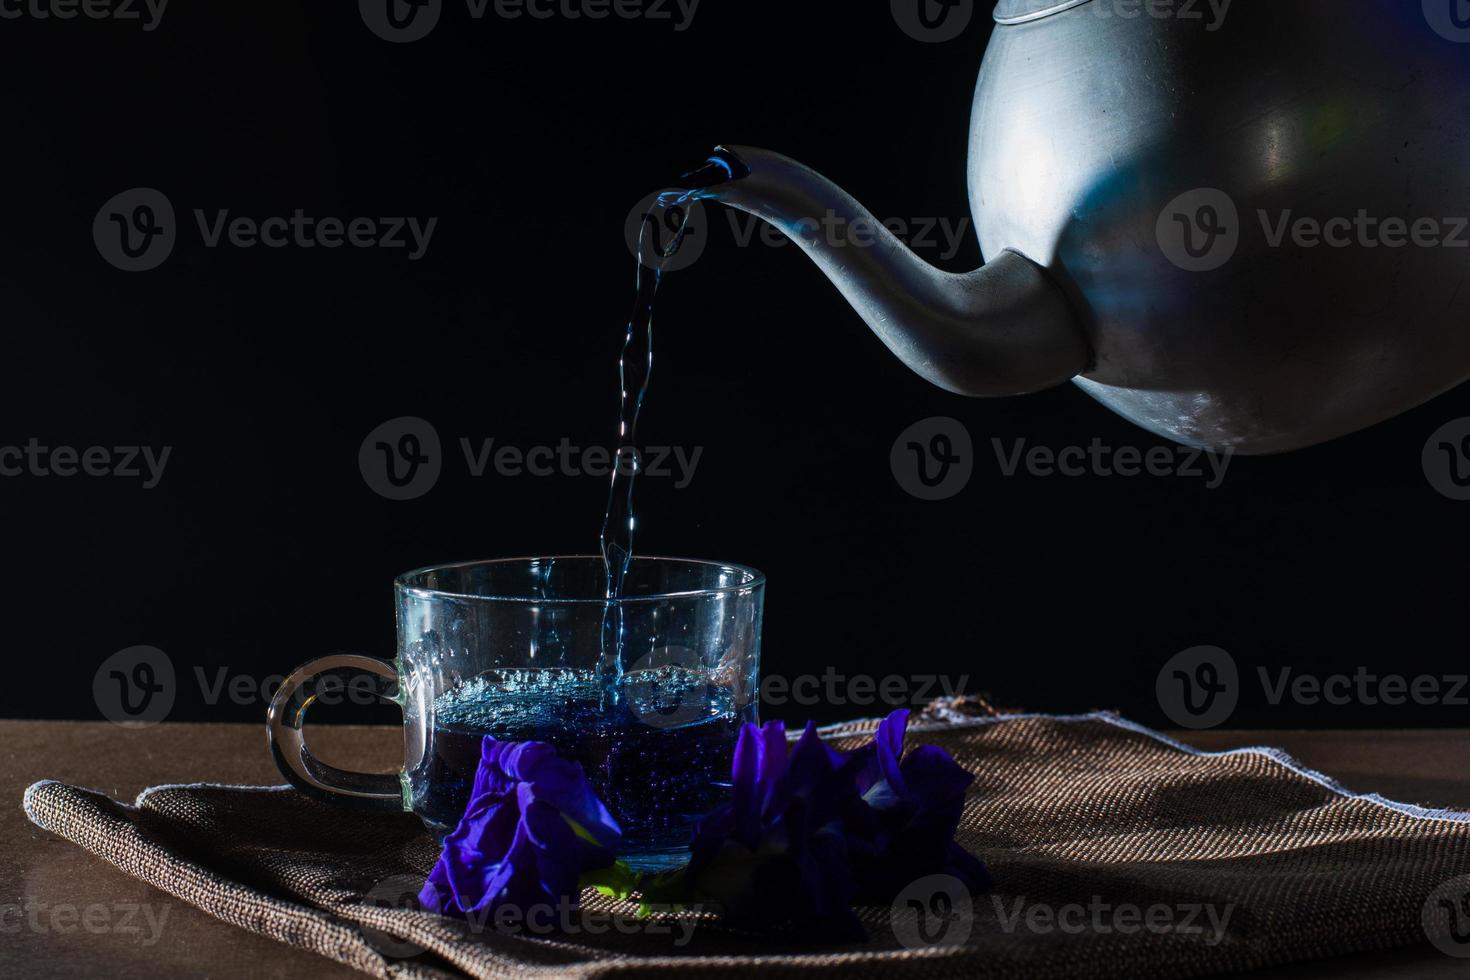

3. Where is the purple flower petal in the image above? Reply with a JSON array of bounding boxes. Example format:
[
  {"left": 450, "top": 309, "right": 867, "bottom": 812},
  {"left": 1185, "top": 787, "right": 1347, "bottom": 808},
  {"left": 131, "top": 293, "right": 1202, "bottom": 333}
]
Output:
[
  {"left": 753, "top": 721, "right": 789, "bottom": 813},
  {"left": 419, "top": 736, "right": 622, "bottom": 921},
  {"left": 470, "top": 739, "right": 519, "bottom": 799},
  {"left": 836, "top": 712, "right": 989, "bottom": 905},
  {"left": 731, "top": 720, "right": 788, "bottom": 843},
  {"left": 899, "top": 744, "right": 974, "bottom": 807},
  {"left": 872, "top": 708, "right": 911, "bottom": 798},
  {"left": 689, "top": 718, "right": 872, "bottom": 939}
]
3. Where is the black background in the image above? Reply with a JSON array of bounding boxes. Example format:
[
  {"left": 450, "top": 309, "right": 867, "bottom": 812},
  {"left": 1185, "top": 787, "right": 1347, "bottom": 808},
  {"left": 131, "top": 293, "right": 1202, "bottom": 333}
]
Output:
[{"left": 2, "top": 1, "right": 1466, "bottom": 730}]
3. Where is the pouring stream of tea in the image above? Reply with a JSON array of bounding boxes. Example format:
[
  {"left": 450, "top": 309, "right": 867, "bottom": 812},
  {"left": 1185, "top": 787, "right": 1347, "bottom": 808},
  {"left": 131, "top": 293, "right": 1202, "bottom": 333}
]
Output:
[{"left": 597, "top": 150, "right": 747, "bottom": 701}]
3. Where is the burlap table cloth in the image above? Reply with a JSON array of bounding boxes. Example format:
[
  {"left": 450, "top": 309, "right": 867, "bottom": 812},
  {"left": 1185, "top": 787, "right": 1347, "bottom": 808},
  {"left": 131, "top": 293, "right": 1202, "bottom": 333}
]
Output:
[{"left": 21, "top": 709, "right": 1470, "bottom": 979}]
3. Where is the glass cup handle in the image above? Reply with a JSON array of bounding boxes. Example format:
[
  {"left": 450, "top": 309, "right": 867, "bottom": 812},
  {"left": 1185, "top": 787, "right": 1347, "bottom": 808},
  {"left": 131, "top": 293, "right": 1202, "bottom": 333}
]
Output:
[{"left": 266, "top": 654, "right": 404, "bottom": 811}]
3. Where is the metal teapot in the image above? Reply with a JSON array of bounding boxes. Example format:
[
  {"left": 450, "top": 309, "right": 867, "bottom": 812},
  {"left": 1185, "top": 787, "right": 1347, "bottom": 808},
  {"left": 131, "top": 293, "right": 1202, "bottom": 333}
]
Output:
[{"left": 702, "top": 0, "right": 1470, "bottom": 453}]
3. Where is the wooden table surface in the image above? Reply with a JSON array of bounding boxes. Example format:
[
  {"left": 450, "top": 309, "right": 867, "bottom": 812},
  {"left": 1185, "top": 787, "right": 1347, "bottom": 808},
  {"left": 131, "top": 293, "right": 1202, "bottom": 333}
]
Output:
[{"left": 3, "top": 721, "right": 1468, "bottom": 979}]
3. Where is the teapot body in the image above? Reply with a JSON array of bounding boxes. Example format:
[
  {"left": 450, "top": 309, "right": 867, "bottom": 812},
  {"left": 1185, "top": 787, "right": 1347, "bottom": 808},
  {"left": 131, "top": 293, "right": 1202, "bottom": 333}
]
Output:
[{"left": 973, "top": 0, "right": 1470, "bottom": 452}]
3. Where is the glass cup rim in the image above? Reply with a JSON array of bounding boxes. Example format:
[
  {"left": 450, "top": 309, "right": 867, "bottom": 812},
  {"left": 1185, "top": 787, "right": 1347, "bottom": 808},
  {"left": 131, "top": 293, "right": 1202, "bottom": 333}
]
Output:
[{"left": 394, "top": 555, "right": 766, "bottom": 605}]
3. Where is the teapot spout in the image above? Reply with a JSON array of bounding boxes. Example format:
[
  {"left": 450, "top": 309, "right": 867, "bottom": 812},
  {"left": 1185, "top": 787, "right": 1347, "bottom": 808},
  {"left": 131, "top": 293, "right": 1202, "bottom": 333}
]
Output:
[{"left": 692, "top": 146, "right": 1091, "bottom": 397}]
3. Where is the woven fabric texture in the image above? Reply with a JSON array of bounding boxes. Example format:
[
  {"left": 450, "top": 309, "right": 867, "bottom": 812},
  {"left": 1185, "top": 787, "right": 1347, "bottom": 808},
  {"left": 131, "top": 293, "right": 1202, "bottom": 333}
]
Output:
[{"left": 22, "top": 712, "right": 1470, "bottom": 979}]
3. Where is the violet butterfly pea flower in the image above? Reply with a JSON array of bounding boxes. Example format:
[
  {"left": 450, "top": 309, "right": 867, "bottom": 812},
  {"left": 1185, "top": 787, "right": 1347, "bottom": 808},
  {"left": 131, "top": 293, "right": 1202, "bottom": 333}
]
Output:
[
  {"left": 685, "top": 720, "right": 869, "bottom": 941},
  {"left": 842, "top": 709, "right": 991, "bottom": 901},
  {"left": 418, "top": 738, "right": 622, "bottom": 918}
]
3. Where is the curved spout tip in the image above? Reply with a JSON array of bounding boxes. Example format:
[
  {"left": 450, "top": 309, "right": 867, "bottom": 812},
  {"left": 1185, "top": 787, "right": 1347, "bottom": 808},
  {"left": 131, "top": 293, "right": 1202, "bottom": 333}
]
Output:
[{"left": 679, "top": 146, "right": 752, "bottom": 190}]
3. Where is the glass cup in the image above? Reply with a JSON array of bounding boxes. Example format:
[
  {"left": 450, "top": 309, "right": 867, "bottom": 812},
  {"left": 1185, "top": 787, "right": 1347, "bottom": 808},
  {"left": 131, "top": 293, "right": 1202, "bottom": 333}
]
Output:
[{"left": 267, "top": 556, "right": 764, "bottom": 871}]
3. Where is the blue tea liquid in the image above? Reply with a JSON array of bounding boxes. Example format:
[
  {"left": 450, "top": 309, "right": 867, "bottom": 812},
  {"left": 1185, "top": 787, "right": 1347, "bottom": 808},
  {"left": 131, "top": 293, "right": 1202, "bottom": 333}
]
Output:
[{"left": 413, "top": 667, "right": 753, "bottom": 871}]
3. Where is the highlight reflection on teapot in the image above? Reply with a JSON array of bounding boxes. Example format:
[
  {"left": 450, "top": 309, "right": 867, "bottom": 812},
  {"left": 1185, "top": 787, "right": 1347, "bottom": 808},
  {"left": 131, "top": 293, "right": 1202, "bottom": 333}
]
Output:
[{"left": 698, "top": 0, "right": 1470, "bottom": 454}]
